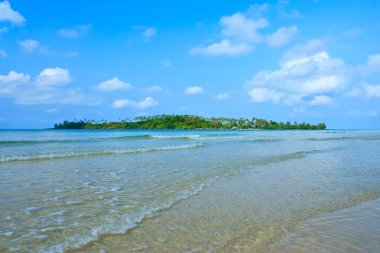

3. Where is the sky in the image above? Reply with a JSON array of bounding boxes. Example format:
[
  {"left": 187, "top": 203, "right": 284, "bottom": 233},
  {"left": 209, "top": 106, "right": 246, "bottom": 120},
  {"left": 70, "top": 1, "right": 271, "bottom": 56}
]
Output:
[{"left": 0, "top": 0, "right": 380, "bottom": 129}]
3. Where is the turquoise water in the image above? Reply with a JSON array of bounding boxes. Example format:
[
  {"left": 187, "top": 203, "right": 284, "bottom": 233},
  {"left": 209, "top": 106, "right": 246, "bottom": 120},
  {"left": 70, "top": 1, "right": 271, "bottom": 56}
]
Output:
[{"left": 0, "top": 129, "right": 380, "bottom": 252}]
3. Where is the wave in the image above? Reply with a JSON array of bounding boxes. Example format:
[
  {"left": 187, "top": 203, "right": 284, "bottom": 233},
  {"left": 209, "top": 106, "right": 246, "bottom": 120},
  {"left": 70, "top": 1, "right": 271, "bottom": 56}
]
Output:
[
  {"left": 39, "top": 148, "right": 339, "bottom": 253},
  {"left": 0, "top": 143, "right": 204, "bottom": 163},
  {"left": 0, "top": 135, "right": 153, "bottom": 145},
  {"left": 308, "top": 136, "right": 380, "bottom": 141},
  {"left": 0, "top": 133, "right": 282, "bottom": 145},
  {"left": 252, "top": 149, "right": 334, "bottom": 167},
  {"left": 39, "top": 177, "right": 218, "bottom": 253},
  {"left": 150, "top": 134, "right": 202, "bottom": 139}
]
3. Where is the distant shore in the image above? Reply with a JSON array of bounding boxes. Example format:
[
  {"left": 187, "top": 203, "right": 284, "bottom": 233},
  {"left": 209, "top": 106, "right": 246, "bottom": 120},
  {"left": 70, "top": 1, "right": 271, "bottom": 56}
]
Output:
[{"left": 53, "top": 114, "right": 326, "bottom": 130}]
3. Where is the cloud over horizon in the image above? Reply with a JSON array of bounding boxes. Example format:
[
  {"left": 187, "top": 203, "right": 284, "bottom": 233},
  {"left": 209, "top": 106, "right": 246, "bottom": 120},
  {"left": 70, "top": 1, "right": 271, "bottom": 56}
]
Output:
[
  {"left": 0, "top": 68, "right": 99, "bottom": 105},
  {"left": 191, "top": 5, "right": 298, "bottom": 56},
  {"left": 96, "top": 77, "right": 133, "bottom": 92},
  {"left": 112, "top": 97, "right": 158, "bottom": 109},
  {"left": 184, "top": 86, "right": 204, "bottom": 94},
  {"left": 246, "top": 50, "right": 347, "bottom": 106}
]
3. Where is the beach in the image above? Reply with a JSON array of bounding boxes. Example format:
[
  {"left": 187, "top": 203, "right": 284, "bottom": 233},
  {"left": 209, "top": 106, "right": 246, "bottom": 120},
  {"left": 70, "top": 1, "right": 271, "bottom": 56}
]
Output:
[{"left": 1, "top": 129, "right": 380, "bottom": 252}]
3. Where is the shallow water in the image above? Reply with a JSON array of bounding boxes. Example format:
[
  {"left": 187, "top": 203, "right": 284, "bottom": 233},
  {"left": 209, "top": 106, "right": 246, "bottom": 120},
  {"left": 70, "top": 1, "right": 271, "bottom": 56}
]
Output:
[{"left": 0, "top": 129, "right": 379, "bottom": 252}]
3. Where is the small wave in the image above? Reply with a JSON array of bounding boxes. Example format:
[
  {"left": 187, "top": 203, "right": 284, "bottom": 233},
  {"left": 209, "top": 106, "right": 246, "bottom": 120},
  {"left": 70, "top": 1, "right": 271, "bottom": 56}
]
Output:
[
  {"left": 0, "top": 143, "right": 204, "bottom": 163},
  {"left": 253, "top": 149, "right": 329, "bottom": 166},
  {"left": 112, "top": 134, "right": 152, "bottom": 140},
  {"left": 191, "top": 136, "right": 282, "bottom": 143},
  {"left": 39, "top": 177, "right": 218, "bottom": 253},
  {"left": 0, "top": 134, "right": 153, "bottom": 146},
  {"left": 308, "top": 136, "right": 380, "bottom": 142},
  {"left": 150, "top": 134, "right": 202, "bottom": 139}
]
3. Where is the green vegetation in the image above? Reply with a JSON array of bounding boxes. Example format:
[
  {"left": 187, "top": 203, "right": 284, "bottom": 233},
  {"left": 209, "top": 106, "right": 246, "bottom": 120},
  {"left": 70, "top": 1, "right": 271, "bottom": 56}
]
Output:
[{"left": 53, "top": 115, "right": 326, "bottom": 130}]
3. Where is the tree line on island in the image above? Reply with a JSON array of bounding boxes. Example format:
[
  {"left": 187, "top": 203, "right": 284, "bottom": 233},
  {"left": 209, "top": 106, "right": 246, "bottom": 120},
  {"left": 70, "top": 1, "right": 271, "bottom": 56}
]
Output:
[{"left": 53, "top": 114, "right": 326, "bottom": 130}]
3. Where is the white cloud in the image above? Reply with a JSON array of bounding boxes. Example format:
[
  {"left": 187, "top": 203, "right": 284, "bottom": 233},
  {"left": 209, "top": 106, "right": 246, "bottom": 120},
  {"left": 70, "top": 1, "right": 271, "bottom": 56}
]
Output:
[
  {"left": 248, "top": 87, "right": 283, "bottom": 103},
  {"left": 246, "top": 49, "right": 347, "bottom": 105},
  {"left": 302, "top": 75, "right": 344, "bottom": 94},
  {"left": 160, "top": 59, "right": 171, "bottom": 67},
  {"left": 18, "top": 39, "right": 41, "bottom": 53},
  {"left": 0, "top": 49, "right": 6, "bottom": 58},
  {"left": 96, "top": 77, "right": 133, "bottom": 92},
  {"left": 190, "top": 39, "right": 252, "bottom": 56},
  {"left": 58, "top": 24, "right": 92, "bottom": 39},
  {"left": 349, "top": 83, "right": 380, "bottom": 99},
  {"left": 363, "top": 84, "right": 380, "bottom": 97},
  {"left": 15, "top": 87, "right": 99, "bottom": 105},
  {"left": 266, "top": 25, "right": 298, "bottom": 47},
  {"left": 0, "top": 68, "right": 99, "bottom": 105},
  {"left": 0, "top": 71, "right": 30, "bottom": 95},
  {"left": 282, "top": 39, "right": 325, "bottom": 62},
  {"left": 309, "top": 95, "right": 333, "bottom": 106},
  {"left": 357, "top": 54, "right": 380, "bottom": 76},
  {"left": 112, "top": 97, "right": 158, "bottom": 109},
  {"left": 0, "top": 0, "right": 25, "bottom": 25},
  {"left": 220, "top": 13, "right": 268, "bottom": 43},
  {"left": 184, "top": 86, "right": 204, "bottom": 95},
  {"left": 191, "top": 7, "right": 297, "bottom": 57},
  {"left": 214, "top": 92, "right": 230, "bottom": 100},
  {"left": 36, "top": 68, "right": 71, "bottom": 86}
]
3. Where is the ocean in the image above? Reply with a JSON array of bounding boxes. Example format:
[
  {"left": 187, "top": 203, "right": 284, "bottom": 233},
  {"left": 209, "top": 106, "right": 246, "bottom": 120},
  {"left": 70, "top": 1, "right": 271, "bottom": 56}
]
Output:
[{"left": 0, "top": 129, "right": 379, "bottom": 252}]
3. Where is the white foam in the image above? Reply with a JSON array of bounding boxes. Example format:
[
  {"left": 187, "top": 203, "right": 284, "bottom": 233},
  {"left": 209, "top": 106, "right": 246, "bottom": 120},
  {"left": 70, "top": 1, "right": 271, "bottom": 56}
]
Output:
[
  {"left": 1, "top": 143, "right": 204, "bottom": 162},
  {"left": 151, "top": 134, "right": 202, "bottom": 139}
]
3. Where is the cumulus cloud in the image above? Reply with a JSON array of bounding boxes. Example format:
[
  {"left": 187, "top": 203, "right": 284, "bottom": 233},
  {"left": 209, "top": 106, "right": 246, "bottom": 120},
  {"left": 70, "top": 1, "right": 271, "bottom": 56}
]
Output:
[
  {"left": 112, "top": 97, "right": 158, "bottom": 109},
  {"left": 246, "top": 49, "right": 347, "bottom": 105},
  {"left": 191, "top": 7, "right": 297, "bottom": 56},
  {"left": 348, "top": 83, "right": 380, "bottom": 99},
  {"left": 184, "top": 86, "right": 204, "bottom": 94},
  {"left": 266, "top": 25, "right": 298, "bottom": 47},
  {"left": 220, "top": 13, "right": 268, "bottom": 43},
  {"left": 214, "top": 92, "right": 230, "bottom": 100},
  {"left": 58, "top": 24, "right": 92, "bottom": 39},
  {"left": 309, "top": 95, "right": 333, "bottom": 106},
  {"left": 18, "top": 39, "right": 49, "bottom": 54},
  {"left": 36, "top": 68, "right": 71, "bottom": 86},
  {"left": 96, "top": 77, "right": 133, "bottom": 92},
  {"left": 248, "top": 87, "right": 283, "bottom": 103},
  {"left": 0, "top": 68, "right": 99, "bottom": 105},
  {"left": 0, "top": 0, "right": 25, "bottom": 25},
  {"left": 0, "top": 71, "right": 30, "bottom": 95},
  {"left": 190, "top": 39, "right": 252, "bottom": 56},
  {"left": 357, "top": 54, "right": 380, "bottom": 76},
  {"left": 18, "top": 39, "right": 41, "bottom": 53},
  {"left": 282, "top": 39, "right": 325, "bottom": 61}
]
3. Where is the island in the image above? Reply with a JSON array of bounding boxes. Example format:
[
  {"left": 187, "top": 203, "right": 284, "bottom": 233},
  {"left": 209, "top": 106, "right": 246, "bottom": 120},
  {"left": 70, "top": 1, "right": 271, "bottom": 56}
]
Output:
[{"left": 53, "top": 115, "right": 326, "bottom": 130}]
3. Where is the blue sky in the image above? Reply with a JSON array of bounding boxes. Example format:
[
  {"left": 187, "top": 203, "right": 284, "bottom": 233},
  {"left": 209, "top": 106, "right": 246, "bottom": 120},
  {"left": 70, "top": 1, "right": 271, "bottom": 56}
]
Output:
[{"left": 1, "top": 0, "right": 380, "bottom": 129}]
